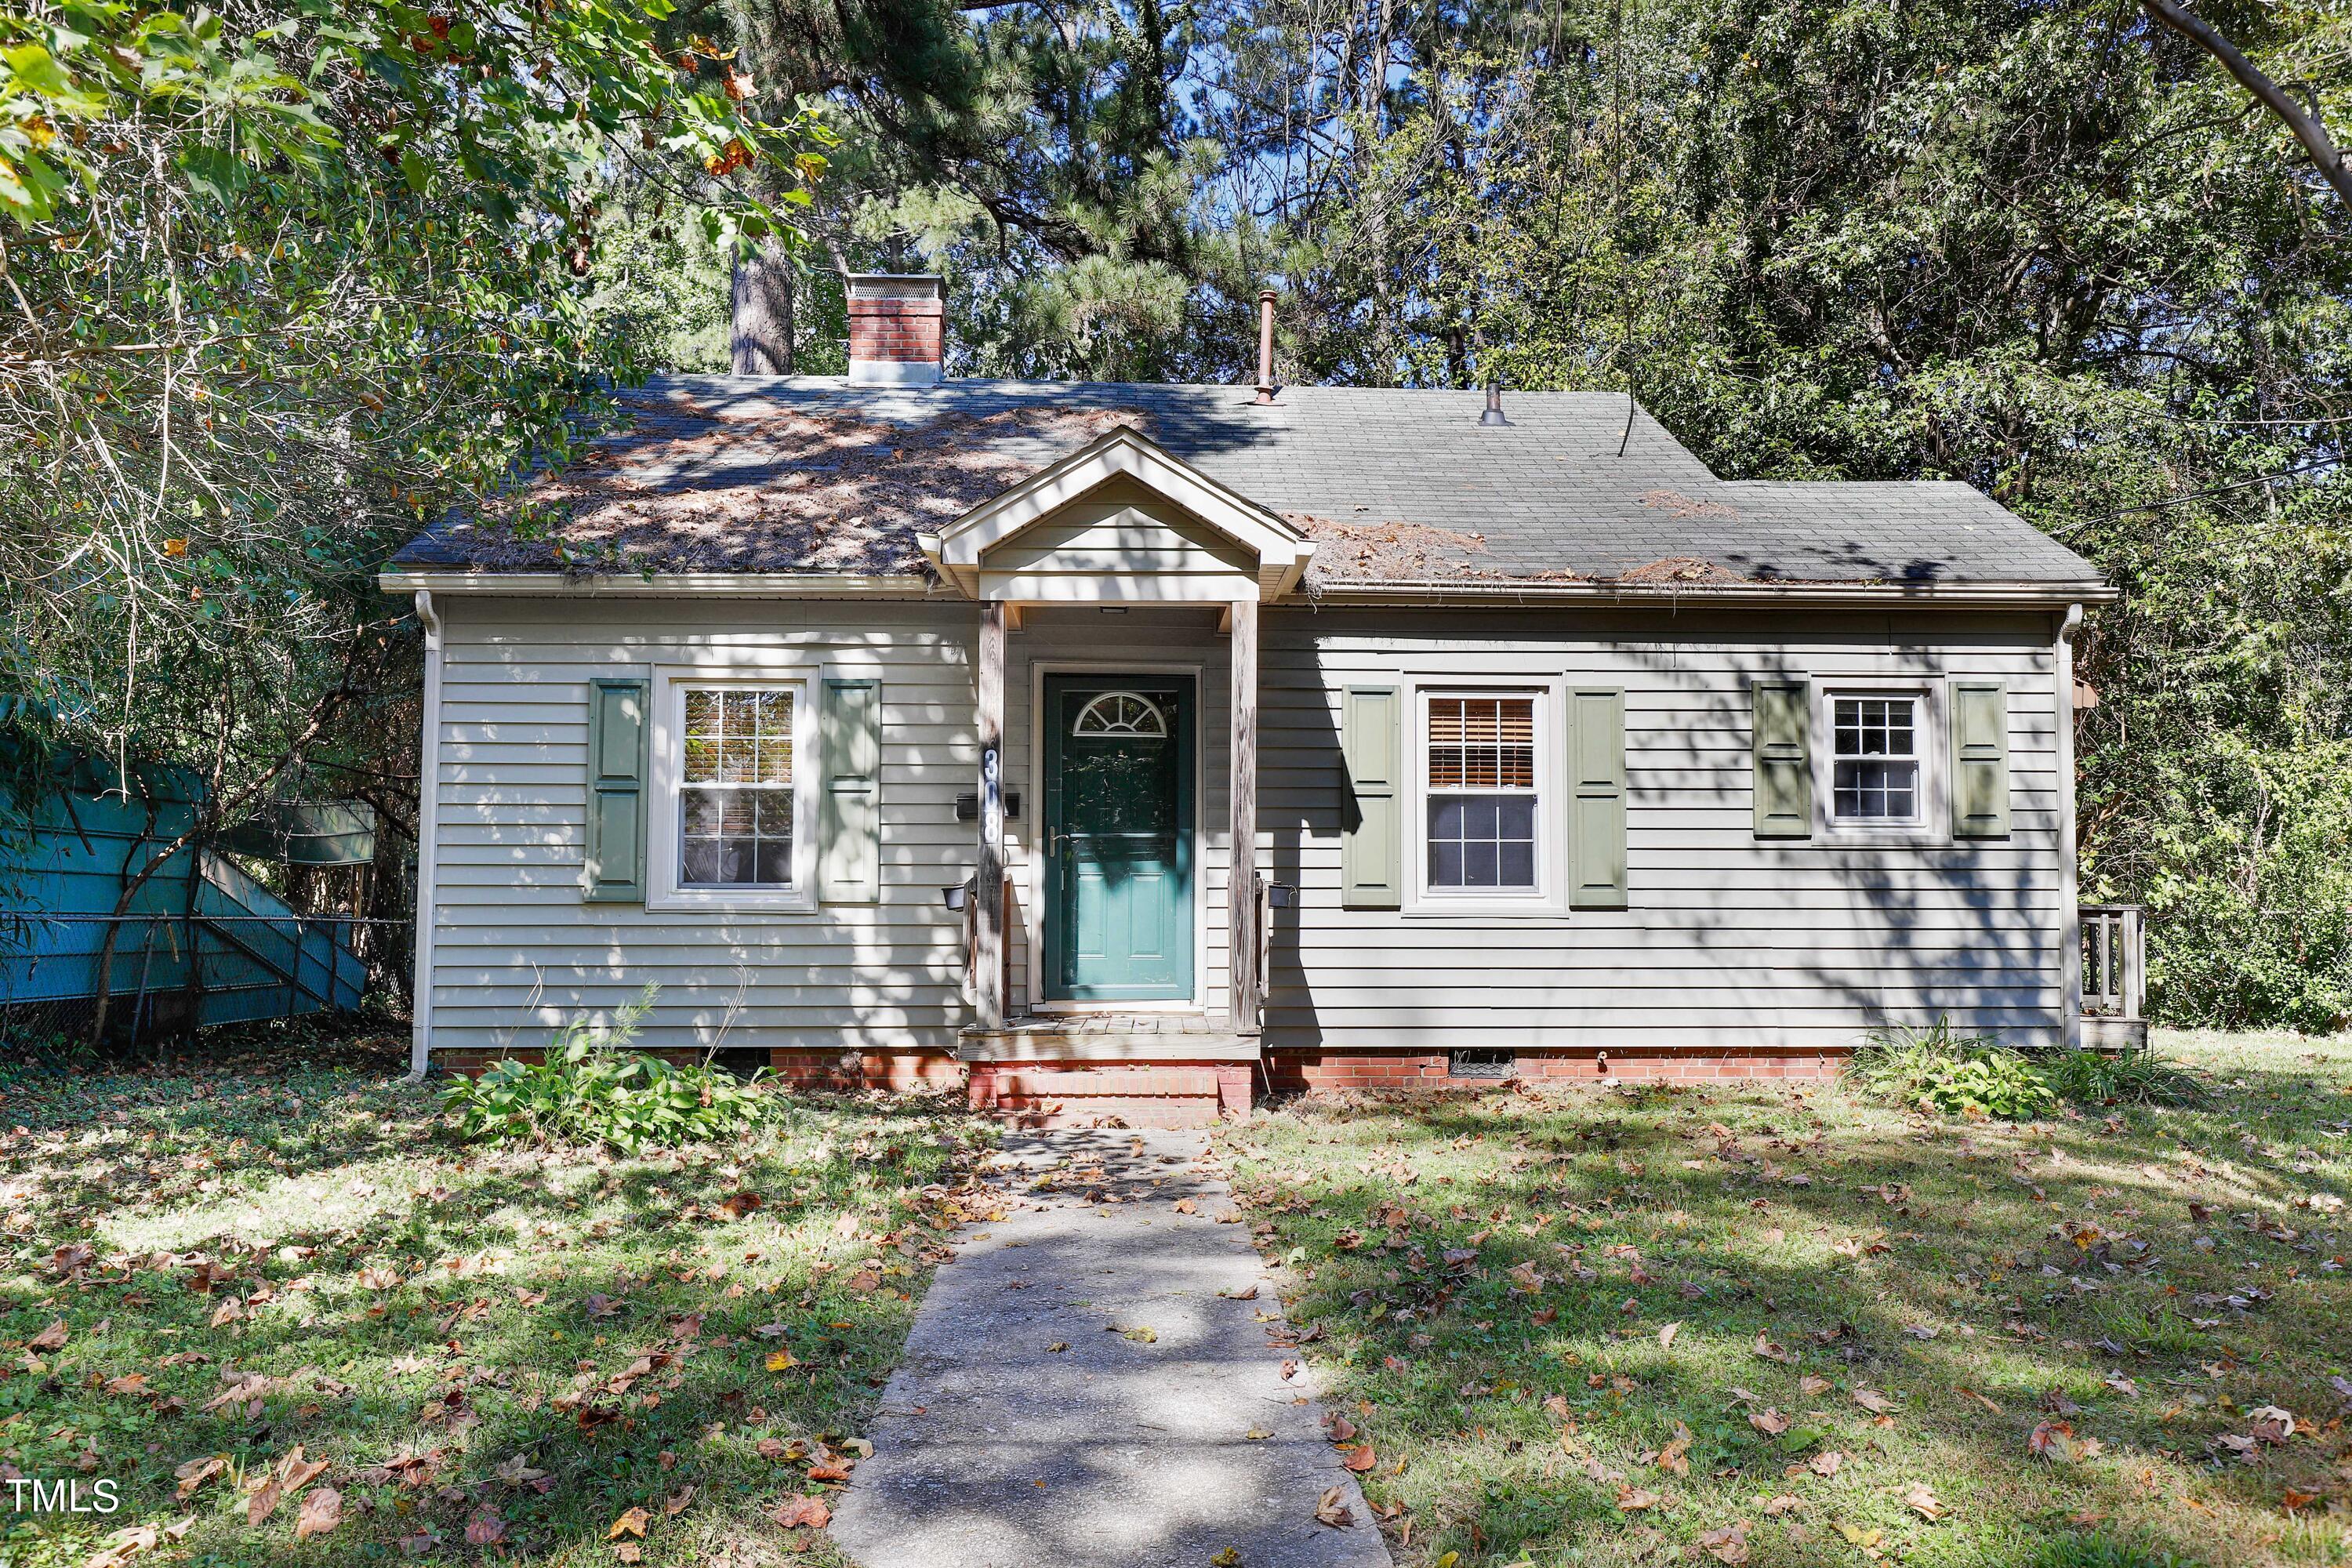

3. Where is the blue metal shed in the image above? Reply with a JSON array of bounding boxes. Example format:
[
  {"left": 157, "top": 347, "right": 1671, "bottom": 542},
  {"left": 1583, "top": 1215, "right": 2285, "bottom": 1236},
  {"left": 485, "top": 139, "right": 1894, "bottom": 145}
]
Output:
[{"left": 0, "top": 758, "right": 367, "bottom": 1040}]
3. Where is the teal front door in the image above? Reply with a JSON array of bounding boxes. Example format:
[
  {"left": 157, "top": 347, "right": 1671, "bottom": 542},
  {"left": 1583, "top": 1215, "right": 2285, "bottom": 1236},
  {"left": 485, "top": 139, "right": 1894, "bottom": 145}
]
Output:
[{"left": 1042, "top": 675, "right": 1194, "bottom": 1003}]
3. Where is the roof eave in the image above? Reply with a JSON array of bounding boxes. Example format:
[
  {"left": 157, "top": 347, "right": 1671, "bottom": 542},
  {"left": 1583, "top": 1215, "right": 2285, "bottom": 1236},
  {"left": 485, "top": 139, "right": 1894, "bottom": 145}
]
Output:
[
  {"left": 376, "top": 569, "right": 953, "bottom": 599},
  {"left": 1301, "top": 579, "right": 2120, "bottom": 608}
]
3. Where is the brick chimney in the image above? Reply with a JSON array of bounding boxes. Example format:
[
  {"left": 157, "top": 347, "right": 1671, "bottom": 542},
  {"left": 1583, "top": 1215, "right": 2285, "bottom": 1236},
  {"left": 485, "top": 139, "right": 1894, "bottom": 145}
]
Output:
[{"left": 846, "top": 274, "right": 946, "bottom": 387}]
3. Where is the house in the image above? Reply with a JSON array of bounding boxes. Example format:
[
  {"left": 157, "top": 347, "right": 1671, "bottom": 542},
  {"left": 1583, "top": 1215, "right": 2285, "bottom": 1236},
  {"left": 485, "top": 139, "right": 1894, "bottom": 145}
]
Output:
[{"left": 380, "top": 277, "right": 2121, "bottom": 1126}]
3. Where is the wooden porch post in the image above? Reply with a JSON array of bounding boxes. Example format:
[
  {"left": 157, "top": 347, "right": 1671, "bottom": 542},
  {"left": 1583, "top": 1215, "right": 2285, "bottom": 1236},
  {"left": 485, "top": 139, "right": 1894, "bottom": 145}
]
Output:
[
  {"left": 975, "top": 602, "right": 1007, "bottom": 1031},
  {"left": 1229, "top": 597, "right": 1261, "bottom": 1034}
]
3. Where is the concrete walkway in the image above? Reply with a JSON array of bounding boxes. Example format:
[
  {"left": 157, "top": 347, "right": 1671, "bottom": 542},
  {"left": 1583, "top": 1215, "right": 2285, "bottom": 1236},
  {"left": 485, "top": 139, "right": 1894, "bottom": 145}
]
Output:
[{"left": 828, "top": 1128, "right": 1393, "bottom": 1568}]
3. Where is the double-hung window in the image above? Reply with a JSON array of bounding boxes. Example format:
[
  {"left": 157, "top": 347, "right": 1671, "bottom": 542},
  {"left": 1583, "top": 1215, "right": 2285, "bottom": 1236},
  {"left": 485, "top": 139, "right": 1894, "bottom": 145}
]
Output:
[
  {"left": 1424, "top": 693, "right": 1541, "bottom": 891},
  {"left": 648, "top": 672, "right": 818, "bottom": 911},
  {"left": 680, "top": 687, "right": 797, "bottom": 887},
  {"left": 1829, "top": 695, "right": 1922, "bottom": 827}
]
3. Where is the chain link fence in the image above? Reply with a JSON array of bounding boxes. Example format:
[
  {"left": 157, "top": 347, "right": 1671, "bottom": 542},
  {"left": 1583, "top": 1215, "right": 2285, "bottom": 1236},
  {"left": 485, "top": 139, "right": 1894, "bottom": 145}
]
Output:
[{"left": 0, "top": 910, "right": 412, "bottom": 1052}]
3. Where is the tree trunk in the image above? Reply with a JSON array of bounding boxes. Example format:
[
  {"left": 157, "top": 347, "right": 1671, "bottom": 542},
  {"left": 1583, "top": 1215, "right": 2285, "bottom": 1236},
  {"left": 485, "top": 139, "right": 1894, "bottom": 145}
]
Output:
[{"left": 730, "top": 243, "right": 796, "bottom": 375}]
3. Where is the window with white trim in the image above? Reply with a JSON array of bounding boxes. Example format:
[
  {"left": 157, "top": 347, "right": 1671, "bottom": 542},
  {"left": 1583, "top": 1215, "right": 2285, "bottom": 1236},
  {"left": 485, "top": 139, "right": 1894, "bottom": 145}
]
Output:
[
  {"left": 1424, "top": 694, "right": 1539, "bottom": 890},
  {"left": 648, "top": 670, "right": 819, "bottom": 912},
  {"left": 1829, "top": 694, "right": 1922, "bottom": 826},
  {"left": 678, "top": 687, "right": 797, "bottom": 886}
]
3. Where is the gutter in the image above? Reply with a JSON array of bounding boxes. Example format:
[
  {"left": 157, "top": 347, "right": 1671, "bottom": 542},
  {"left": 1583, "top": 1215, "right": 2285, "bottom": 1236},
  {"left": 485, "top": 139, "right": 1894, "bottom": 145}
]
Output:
[
  {"left": 376, "top": 570, "right": 956, "bottom": 600},
  {"left": 2056, "top": 603, "right": 2086, "bottom": 1050},
  {"left": 379, "top": 568, "right": 2118, "bottom": 610},
  {"left": 408, "top": 590, "right": 445, "bottom": 1082},
  {"left": 1299, "top": 579, "right": 2122, "bottom": 609}
]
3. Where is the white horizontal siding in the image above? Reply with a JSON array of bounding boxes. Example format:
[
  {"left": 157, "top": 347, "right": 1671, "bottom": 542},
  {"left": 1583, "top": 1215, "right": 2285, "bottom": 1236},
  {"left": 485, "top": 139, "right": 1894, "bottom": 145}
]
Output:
[
  {"left": 423, "top": 597, "right": 982, "bottom": 1055},
  {"left": 1256, "top": 608, "right": 2070, "bottom": 1051},
  {"left": 419, "top": 597, "right": 2072, "bottom": 1060}
]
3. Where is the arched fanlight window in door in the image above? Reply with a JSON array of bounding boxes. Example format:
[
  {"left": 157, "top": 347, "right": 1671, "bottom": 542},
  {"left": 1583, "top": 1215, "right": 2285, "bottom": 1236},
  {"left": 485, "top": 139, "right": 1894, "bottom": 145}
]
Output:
[{"left": 1072, "top": 691, "right": 1167, "bottom": 738}]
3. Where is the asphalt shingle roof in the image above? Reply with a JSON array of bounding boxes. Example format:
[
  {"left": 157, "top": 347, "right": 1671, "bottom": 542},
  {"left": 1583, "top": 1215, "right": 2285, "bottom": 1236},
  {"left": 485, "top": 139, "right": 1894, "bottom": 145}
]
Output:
[{"left": 390, "top": 374, "right": 2106, "bottom": 589}]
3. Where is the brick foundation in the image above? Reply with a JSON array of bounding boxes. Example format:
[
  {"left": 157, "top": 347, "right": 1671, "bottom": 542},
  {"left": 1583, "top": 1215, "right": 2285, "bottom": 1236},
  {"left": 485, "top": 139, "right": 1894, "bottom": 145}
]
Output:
[
  {"left": 1265, "top": 1047, "right": 1848, "bottom": 1094},
  {"left": 767, "top": 1048, "right": 965, "bottom": 1094},
  {"left": 431, "top": 1045, "right": 1837, "bottom": 1109},
  {"left": 966, "top": 1061, "right": 1253, "bottom": 1129}
]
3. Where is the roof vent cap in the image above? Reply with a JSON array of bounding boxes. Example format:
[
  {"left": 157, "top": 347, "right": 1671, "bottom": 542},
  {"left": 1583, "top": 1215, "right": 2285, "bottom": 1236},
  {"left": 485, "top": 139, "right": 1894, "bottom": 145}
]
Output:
[{"left": 1479, "top": 377, "right": 1512, "bottom": 427}]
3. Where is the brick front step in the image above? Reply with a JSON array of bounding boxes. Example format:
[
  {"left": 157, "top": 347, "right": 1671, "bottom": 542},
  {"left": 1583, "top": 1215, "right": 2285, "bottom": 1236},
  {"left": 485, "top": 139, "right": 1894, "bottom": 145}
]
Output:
[{"left": 967, "top": 1061, "right": 1252, "bottom": 1129}]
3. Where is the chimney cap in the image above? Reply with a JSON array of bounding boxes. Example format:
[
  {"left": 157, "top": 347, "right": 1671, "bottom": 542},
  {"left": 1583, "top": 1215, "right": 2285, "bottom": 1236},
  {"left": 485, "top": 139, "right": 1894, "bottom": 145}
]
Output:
[{"left": 845, "top": 273, "right": 946, "bottom": 301}]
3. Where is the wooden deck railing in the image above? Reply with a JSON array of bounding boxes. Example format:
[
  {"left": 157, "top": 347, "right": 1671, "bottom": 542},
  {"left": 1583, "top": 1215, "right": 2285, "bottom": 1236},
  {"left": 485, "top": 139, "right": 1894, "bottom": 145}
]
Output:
[{"left": 2080, "top": 904, "right": 2148, "bottom": 1048}]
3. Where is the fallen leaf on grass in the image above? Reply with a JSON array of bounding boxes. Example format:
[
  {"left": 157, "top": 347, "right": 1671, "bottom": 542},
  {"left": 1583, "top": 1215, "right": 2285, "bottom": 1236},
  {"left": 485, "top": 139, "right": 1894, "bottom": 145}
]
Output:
[
  {"left": 2027, "top": 1421, "right": 2100, "bottom": 1463},
  {"left": 1753, "top": 1333, "right": 1796, "bottom": 1365},
  {"left": 296, "top": 1488, "right": 342, "bottom": 1540},
  {"left": 1748, "top": 1408, "right": 1791, "bottom": 1436},
  {"left": 2246, "top": 1406, "right": 2297, "bottom": 1444},
  {"left": 1762, "top": 1494, "right": 1804, "bottom": 1516},
  {"left": 764, "top": 1348, "right": 797, "bottom": 1372},
  {"left": 662, "top": 1486, "right": 695, "bottom": 1517},
  {"left": 1615, "top": 1486, "right": 1661, "bottom": 1511},
  {"left": 1341, "top": 1444, "right": 1376, "bottom": 1472},
  {"left": 1902, "top": 1483, "right": 1944, "bottom": 1520},
  {"left": 1699, "top": 1522, "right": 1750, "bottom": 1563},
  {"left": 1314, "top": 1486, "right": 1355, "bottom": 1527},
  {"left": 103, "top": 1374, "right": 148, "bottom": 1396},
  {"left": 28, "top": 1319, "right": 67, "bottom": 1352},
  {"left": 1655, "top": 1425, "right": 1694, "bottom": 1477},
  {"left": 1955, "top": 1387, "right": 2002, "bottom": 1414},
  {"left": 607, "top": 1507, "right": 649, "bottom": 1541},
  {"left": 1851, "top": 1388, "right": 1896, "bottom": 1414},
  {"left": 771, "top": 1495, "right": 830, "bottom": 1529},
  {"left": 1657, "top": 1322, "right": 1680, "bottom": 1351},
  {"left": 1798, "top": 1374, "right": 1831, "bottom": 1397},
  {"left": 246, "top": 1447, "right": 330, "bottom": 1526},
  {"left": 82, "top": 1519, "right": 192, "bottom": 1568},
  {"left": 173, "top": 1457, "right": 226, "bottom": 1500}
]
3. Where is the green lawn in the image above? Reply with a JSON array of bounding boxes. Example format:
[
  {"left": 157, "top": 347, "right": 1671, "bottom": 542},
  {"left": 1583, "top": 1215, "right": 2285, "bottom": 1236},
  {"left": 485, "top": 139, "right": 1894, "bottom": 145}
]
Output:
[
  {"left": 1214, "top": 1030, "right": 2352, "bottom": 1568},
  {"left": 0, "top": 1028, "right": 995, "bottom": 1566}
]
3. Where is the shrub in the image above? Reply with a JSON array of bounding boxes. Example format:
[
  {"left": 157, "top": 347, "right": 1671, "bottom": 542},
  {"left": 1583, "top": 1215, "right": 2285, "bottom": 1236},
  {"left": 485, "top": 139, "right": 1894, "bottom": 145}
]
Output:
[
  {"left": 2039, "top": 1047, "right": 2206, "bottom": 1108},
  {"left": 1848, "top": 1018, "right": 2056, "bottom": 1120},
  {"left": 441, "top": 988, "right": 771, "bottom": 1153},
  {"left": 1912, "top": 1051, "right": 2060, "bottom": 1120}
]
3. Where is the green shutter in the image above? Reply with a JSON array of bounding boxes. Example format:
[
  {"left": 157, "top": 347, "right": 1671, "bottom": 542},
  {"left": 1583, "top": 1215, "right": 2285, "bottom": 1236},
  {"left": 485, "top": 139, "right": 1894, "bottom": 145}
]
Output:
[
  {"left": 818, "top": 677, "right": 882, "bottom": 903},
  {"left": 1751, "top": 679, "right": 1813, "bottom": 839},
  {"left": 583, "top": 676, "right": 648, "bottom": 902},
  {"left": 1566, "top": 688, "right": 1628, "bottom": 909},
  {"left": 1950, "top": 679, "right": 2010, "bottom": 838},
  {"left": 1341, "top": 685, "right": 1402, "bottom": 909}
]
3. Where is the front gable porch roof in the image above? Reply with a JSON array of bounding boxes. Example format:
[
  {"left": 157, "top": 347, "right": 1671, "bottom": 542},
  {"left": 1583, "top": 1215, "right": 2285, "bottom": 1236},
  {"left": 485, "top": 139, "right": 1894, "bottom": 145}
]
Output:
[{"left": 919, "top": 426, "right": 1312, "bottom": 601}]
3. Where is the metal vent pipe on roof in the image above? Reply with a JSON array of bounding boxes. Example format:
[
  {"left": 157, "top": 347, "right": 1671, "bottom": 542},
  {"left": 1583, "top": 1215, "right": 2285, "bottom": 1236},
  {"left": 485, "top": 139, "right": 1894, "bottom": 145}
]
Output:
[
  {"left": 1480, "top": 376, "right": 1512, "bottom": 426},
  {"left": 1254, "top": 289, "right": 1277, "bottom": 405}
]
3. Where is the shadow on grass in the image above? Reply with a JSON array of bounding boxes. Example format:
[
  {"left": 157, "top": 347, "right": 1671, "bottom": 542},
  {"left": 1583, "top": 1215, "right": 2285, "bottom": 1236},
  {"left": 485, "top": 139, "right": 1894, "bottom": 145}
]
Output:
[
  {"left": 1, "top": 1044, "right": 997, "bottom": 1566},
  {"left": 1219, "top": 1045, "right": 2352, "bottom": 1567}
]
